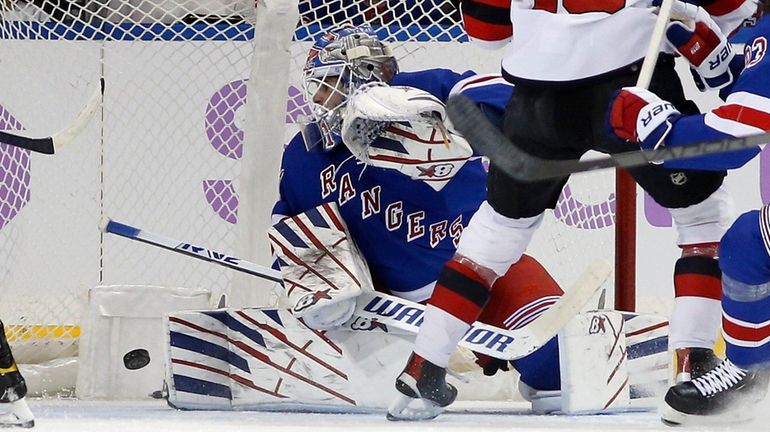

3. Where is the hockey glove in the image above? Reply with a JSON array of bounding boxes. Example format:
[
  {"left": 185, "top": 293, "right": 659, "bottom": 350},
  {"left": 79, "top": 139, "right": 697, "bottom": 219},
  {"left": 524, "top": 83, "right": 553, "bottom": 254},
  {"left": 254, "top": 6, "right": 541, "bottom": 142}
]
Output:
[
  {"left": 663, "top": 0, "right": 740, "bottom": 91},
  {"left": 607, "top": 87, "right": 681, "bottom": 154}
]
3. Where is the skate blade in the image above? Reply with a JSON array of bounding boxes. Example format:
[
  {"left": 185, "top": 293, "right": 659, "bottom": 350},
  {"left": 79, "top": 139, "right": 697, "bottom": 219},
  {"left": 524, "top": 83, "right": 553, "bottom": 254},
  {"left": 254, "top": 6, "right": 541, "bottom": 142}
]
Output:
[
  {"left": 386, "top": 393, "right": 445, "bottom": 421},
  {"left": 660, "top": 403, "right": 754, "bottom": 427},
  {"left": 0, "top": 399, "right": 35, "bottom": 428}
]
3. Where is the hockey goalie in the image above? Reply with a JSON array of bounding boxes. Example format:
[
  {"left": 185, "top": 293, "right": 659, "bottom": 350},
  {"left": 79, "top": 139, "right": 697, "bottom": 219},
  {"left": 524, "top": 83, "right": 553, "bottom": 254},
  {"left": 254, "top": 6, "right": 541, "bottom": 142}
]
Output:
[{"left": 163, "top": 26, "right": 669, "bottom": 415}]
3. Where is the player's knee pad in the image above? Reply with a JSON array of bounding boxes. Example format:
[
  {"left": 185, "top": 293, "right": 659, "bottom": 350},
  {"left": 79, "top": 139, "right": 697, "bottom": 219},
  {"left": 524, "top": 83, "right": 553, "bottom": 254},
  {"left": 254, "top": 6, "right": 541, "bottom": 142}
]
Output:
[
  {"left": 669, "top": 185, "right": 735, "bottom": 245},
  {"left": 456, "top": 201, "right": 544, "bottom": 277}
]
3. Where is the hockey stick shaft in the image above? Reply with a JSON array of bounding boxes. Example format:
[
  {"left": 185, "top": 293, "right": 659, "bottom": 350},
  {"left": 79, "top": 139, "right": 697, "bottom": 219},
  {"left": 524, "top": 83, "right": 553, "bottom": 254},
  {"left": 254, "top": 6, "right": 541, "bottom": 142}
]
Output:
[
  {"left": 447, "top": 94, "right": 769, "bottom": 181},
  {"left": 637, "top": 0, "right": 674, "bottom": 89},
  {"left": 0, "top": 79, "right": 103, "bottom": 155},
  {"left": 334, "top": 261, "right": 607, "bottom": 360},
  {"left": 103, "top": 218, "right": 610, "bottom": 360},
  {"left": 102, "top": 218, "right": 283, "bottom": 283}
]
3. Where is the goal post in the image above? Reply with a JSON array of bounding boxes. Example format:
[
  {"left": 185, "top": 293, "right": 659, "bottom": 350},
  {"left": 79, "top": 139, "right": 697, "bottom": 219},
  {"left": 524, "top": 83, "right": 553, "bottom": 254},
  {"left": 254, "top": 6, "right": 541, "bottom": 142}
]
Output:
[{"left": 0, "top": 0, "right": 637, "bottom": 396}]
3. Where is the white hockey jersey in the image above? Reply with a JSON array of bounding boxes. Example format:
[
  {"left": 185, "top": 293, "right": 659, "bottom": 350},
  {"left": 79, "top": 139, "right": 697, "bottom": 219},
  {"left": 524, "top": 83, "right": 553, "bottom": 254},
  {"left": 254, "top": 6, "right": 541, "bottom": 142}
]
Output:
[{"left": 459, "top": 0, "right": 757, "bottom": 84}]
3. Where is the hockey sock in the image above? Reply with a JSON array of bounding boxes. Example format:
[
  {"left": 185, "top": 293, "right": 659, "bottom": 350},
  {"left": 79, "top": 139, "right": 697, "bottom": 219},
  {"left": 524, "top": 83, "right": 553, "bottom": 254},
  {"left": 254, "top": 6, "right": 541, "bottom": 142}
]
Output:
[
  {"left": 476, "top": 254, "right": 564, "bottom": 390},
  {"left": 722, "top": 275, "right": 770, "bottom": 369},
  {"left": 670, "top": 246, "right": 722, "bottom": 350},
  {"left": 414, "top": 258, "right": 492, "bottom": 367}
]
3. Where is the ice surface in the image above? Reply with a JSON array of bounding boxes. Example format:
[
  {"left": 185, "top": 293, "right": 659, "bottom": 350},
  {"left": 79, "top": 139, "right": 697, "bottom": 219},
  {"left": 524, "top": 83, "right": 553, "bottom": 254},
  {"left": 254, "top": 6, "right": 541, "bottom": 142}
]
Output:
[{"left": 7, "top": 399, "right": 767, "bottom": 432}]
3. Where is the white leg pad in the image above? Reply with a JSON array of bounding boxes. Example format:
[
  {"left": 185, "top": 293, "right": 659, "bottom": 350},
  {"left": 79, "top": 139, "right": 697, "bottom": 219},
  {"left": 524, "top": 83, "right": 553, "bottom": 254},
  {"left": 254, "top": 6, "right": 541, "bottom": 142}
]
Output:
[{"left": 559, "top": 311, "right": 629, "bottom": 414}]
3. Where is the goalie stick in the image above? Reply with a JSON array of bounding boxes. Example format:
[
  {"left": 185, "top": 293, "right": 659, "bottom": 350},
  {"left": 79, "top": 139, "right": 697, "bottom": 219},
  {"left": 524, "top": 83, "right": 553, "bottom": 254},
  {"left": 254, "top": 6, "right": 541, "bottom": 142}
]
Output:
[
  {"left": 102, "top": 218, "right": 611, "bottom": 361},
  {"left": 0, "top": 78, "right": 104, "bottom": 155},
  {"left": 447, "top": 94, "right": 770, "bottom": 182}
]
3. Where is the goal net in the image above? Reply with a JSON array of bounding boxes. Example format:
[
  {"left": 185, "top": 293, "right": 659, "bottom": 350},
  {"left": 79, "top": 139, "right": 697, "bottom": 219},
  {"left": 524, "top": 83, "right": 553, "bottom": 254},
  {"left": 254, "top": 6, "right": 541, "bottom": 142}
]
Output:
[{"left": 0, "top": 0, "right": 627, "bottom": 396}]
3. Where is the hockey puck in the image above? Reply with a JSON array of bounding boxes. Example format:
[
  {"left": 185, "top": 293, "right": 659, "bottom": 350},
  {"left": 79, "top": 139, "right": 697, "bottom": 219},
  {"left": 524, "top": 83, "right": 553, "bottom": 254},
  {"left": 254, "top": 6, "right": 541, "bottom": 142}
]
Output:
[{"left": 123, "top": 349, "right": 151, "bottom": 370}]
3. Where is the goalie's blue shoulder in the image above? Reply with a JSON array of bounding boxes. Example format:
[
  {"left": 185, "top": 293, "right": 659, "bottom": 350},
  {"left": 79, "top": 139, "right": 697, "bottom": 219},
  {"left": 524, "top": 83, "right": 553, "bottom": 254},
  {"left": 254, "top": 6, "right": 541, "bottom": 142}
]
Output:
[{"left": 273, "top": 69, "right": 513, "bottom": 302}]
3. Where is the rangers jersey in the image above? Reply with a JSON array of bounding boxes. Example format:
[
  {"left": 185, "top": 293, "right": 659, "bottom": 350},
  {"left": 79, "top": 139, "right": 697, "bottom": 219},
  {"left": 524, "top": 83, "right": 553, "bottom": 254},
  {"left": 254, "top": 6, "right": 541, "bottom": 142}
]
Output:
[
  {"left": 663, "top": 15, "right": 770, "bottom": 171},
  {"left": 273, "top": 69, "right": 513, "bottom": 302}
]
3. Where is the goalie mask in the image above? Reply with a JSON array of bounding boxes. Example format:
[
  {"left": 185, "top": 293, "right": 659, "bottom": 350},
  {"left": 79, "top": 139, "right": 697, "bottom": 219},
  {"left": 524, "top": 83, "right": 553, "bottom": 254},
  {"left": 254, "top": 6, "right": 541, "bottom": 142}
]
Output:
[{"left": 301, "top": 26, "right": 398, "bottom": 150}]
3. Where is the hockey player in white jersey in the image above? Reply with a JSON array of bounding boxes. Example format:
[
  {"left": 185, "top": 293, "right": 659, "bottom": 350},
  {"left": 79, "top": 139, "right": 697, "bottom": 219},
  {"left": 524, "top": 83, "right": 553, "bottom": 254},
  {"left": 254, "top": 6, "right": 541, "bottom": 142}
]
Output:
[
  {"left": 0, "top": 321, "right": 34, "bottom": 428},
  {"left": 606, "top": 0, "right": 770, "bottom": 424},
  {"left": 390, "top": 0, "right": 760, "bottom": 420}
]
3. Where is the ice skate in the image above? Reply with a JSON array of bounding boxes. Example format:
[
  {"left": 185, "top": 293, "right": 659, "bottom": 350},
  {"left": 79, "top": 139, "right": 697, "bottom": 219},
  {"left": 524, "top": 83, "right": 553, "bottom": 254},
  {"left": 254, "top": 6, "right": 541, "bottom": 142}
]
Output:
[
  {"left": 386, "top": 353, "right": 457, "bottom": 421},
  {"left": 661, "top": 359, "right": 770, "bottom": 426},
  {"left": 672, "top": 347, "right": 722, "bottom": 383}
]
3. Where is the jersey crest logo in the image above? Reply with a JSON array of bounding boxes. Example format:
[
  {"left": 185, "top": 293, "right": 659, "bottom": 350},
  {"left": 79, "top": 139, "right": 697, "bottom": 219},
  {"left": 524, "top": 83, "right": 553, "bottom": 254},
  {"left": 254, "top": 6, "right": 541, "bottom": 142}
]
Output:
[{"left": 745, "top": 36, "right": 767, "bottom": 69}]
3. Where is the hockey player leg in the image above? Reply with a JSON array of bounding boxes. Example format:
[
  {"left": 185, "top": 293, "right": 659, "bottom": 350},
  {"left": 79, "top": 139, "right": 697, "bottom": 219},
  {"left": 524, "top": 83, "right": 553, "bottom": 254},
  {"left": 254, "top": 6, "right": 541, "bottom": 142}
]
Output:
[
  {"left": 668, "top": 186, "right": 734, "bottom": 383},
  {"left": 663, "top": 209, "right": 770, "bottom": 425},
  {"left": 388, "top": 202, "right": 544, "bottom": 421},
  {"left": 474, "top": 254, "right": 563, "bottom": 414},
  {"left": 0, "top": 321, "right": 34, "bottom": 428},
  {"left": 387, "top": 256, "right": 488, "bottom": 421}
]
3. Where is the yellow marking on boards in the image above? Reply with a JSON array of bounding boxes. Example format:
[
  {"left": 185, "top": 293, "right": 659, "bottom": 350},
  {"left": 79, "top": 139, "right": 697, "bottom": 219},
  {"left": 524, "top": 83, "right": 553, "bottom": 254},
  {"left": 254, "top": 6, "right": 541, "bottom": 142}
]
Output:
[{"left": 5, "top": 325, "right": 80, "bottom": 343}]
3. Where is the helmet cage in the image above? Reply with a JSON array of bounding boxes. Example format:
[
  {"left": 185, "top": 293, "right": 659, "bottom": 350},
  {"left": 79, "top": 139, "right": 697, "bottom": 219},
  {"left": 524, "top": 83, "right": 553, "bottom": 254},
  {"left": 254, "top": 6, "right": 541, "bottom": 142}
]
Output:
[{"left": 301, "top": 29, "right": 398, "bottom": 142}]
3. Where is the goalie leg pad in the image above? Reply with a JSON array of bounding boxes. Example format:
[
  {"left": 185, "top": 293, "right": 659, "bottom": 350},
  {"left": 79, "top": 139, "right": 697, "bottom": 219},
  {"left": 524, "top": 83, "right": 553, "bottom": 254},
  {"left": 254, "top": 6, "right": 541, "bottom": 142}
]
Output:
[
  {"left": 166, "top": 307, "right": 419, "bottom": 411},
  {"left": 559, "top": 311, "right": 630, "bottom": 414}
]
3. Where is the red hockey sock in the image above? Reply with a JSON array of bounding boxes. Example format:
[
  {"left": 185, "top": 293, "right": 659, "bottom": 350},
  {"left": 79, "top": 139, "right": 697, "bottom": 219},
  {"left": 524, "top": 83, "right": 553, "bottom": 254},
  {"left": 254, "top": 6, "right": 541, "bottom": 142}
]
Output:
[
  {"left": 474, "top": 255, "right": 564, "bottom": 372},
  {"left": 429, "top": 258, "right": 493, "bottom": 324},
  {"left": 671, "top": 243, "right": 722, "bottom": 349},
  {"left": 674, "top": 252, "right": 721, "bottom": 301}
]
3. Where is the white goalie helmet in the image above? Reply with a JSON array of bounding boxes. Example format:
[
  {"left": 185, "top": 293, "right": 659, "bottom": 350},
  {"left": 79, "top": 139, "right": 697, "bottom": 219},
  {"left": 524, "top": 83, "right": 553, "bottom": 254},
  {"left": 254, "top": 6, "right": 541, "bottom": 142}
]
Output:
[{"left": 301, "top": 26, "right": 398, "bottom": 150}]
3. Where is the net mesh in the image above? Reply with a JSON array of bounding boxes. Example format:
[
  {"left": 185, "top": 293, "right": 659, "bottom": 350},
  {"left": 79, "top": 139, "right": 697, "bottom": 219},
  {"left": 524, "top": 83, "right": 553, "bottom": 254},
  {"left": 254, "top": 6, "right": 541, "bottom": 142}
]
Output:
[{"left": 0, "top": 0, "right": 622, "bottom": 376}]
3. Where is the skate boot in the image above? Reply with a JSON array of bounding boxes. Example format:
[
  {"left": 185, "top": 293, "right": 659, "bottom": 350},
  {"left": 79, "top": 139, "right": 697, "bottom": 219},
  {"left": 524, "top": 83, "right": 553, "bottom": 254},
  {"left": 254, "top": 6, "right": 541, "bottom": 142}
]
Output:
[
  {"left": 673, "top": 347, "right": 722, "bottom": 383},
  {"left": 386, "top": 353, "right": 457, "bottom": 421},
  {"left": 661, "top": 358, "right": 770, "bottom": 426},
  {"left": 0, "top": 322, "right": 34, "bottom": 428}
]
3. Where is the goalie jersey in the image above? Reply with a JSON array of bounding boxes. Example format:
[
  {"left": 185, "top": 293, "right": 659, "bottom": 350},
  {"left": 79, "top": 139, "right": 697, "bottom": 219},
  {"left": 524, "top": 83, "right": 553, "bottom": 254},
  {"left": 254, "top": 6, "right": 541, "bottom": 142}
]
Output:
[
  {"left": 662, "top": 16, "right": 770, "bottom": 171},
  {"left": 273, "top": 69, "right": 513, "bottom": 302}
]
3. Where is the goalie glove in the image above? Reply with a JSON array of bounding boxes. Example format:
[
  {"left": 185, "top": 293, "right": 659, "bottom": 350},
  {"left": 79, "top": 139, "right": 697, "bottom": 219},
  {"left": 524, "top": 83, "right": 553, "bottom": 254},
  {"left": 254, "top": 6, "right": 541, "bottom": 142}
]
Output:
[
  {"left": 269, "top": 203, "right": 374, "bottom": 330},
  {"left": 607, "top": 87, "right": 681, "bottom": 157},
  {"left": 341, "top": 82, "right": 446, "bottom": 152},
  {"left": 341, "top": 83, "right": 472, "bottom": 191},
  {"left": 663, "top": 0, "right": 742, "bottom": 91}
]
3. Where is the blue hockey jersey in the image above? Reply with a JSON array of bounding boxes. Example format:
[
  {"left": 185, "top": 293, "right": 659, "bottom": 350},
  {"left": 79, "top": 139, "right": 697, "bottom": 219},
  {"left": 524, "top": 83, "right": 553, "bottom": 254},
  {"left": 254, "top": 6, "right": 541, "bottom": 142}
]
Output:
[
  {"left": 663, "top": 16, "right": 770, "bottom": 171},
  {"left": 273, "top": 69, "right": 513, "bottom": 302}
]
